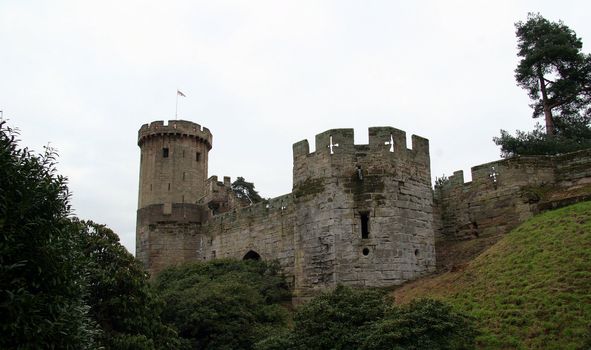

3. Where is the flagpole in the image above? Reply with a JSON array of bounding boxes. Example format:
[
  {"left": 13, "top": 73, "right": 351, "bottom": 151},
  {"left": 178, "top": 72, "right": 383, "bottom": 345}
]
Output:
[{"left": 175, "top": 90, "right": 178, "bottom": 119}]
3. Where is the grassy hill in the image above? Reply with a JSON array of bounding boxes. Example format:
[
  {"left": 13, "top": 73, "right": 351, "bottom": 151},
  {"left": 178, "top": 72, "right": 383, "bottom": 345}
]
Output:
[{"left": 393, "top": 201, "right": 591, "bottom": 349}]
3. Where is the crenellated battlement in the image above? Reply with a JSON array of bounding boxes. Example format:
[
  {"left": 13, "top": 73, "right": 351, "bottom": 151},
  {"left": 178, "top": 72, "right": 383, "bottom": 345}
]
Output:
[
  {"left": 293, "top": 127, "right": 429, "bottom": 160},
  {"left": 138, "top": 120, "right": 212, "bottom": 149},
  {"left": 293, "top": 127, "right": 430, "bottom": 188}
]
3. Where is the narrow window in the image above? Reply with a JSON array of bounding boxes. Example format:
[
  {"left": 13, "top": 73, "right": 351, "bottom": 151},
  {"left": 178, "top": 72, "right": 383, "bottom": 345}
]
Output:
[
  {"left": 183, "top": 172, "right": 186, "bottom": 180},
  {"left": 182, "top": 150, "right": 185, "bottom": 158},
  {"left": 360, "top": 211, "right": 370, "bottom": 239},
  {"left": 196, "top": 152, "right": 201, "bottom": 161},
  {"left": 168, "top": 183, "right": 171, "bottom": 191},
  {"left": 162, "top": 147, "right": 169, "bottom": 158}
]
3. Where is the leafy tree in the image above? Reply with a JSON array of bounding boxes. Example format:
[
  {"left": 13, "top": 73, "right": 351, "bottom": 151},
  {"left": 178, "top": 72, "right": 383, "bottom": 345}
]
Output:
[
  {"left": 155, "top": 259, "right": 290, "bottom": 350},
  {"left": 232, "top": 176, "right": 263, "bottom": 203},
  {"left": 77, "top": 220, "right": 184, "bottom": 350},
  {"left": 0, "top": 122, "right": 97, "bottom": 349},
  {"left": 287, "top": 285, "right": 388, "bottom": 350},
  {"left": 361, "top": 299, "right": 477, "bottom": 350},
  {"left": 256, "top": 286, "right": 477, "bottom": 350},
  {"left": 514, "top": 13, "right": 591, "bottom": 136},
  {"left": 495, "top": 14, "right": 591, "bottom": 157}
]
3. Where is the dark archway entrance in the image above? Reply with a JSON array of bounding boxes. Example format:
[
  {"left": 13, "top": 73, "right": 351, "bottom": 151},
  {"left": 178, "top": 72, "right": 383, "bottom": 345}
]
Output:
[{"left": 243, "top": 250, "right": 261, "bottom": 261}]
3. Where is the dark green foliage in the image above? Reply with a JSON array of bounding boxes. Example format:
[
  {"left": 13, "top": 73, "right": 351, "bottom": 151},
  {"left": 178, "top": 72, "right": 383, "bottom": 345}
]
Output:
[
  {"left": 77, "top": 220, "right": 184, "bottom": 350},
  {"left": 494, "top": 125, "right": 591, "bottom": 157},
  {"left": 0, "top": 122, "right": 97, "bottom": 349},
  {"left": 361, "top": 299, "right": 477, "bottom": 350},
  {"left": 288, "top": 286, "right": 388, "bottom": 350},
  {"left": 434, "top": 175, "right": 450, "bottom": 190},
  {"left": 514, "top": 13, "right": 591, "bottom": 135},
  {"left": 257, "top": 286, "right": 476, "bottom": 350},
  {"left": 155, "top": 259, "right": 290, "bottom": 350},
  {"left": 232, "top": 176, "right": 263, "bottom": 203}
]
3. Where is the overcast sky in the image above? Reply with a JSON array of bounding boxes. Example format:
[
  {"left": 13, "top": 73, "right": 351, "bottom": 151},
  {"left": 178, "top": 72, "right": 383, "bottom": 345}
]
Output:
[{"left": 2, "top": 1, "right": 590, "bottom": 254}]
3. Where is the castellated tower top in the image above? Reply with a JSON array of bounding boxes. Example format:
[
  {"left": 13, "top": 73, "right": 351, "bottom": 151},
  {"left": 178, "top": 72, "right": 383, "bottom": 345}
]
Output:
[
  {"left": 136, "top": 119, "right": 212, "bottom": 210},
  {"left": 292, "top": 126, "right": 430, "bottom": 188},
  {"left": 138, "top": 120, "right": 212, "bottom": 149}
]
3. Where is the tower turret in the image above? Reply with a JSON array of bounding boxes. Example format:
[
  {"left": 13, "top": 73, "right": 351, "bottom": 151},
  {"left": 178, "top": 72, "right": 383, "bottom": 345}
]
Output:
[{"left": 136, "top": 120, "right": 212, "bottom": 275}]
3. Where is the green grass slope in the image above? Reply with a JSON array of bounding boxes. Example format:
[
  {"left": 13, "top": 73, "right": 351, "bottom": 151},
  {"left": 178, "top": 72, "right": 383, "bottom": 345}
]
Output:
[{"left": 393, "top": 201, "right": 591, "bottom": 349}]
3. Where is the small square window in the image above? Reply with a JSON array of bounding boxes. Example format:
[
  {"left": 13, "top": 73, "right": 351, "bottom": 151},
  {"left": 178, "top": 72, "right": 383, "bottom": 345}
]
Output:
[{"left": 163, "top": 148, "right": 169, "bottom": 158}]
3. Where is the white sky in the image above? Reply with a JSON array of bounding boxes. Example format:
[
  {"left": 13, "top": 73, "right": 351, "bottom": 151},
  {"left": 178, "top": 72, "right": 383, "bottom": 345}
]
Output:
[{"left": 2, "top": 1, "right": 590, "bottom": 254}]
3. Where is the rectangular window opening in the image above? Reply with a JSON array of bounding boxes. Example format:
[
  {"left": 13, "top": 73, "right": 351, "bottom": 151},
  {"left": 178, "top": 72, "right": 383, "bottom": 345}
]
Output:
[
  {"left": 196, "top": 152, "right": 201, "bottom": 161},
  {"left": 360, "top": 211, "right": 370, "bottom": 239},
  {"left": 183, "top": 172, "right": 186, "bottom": 180},
  {"left": 182, "top": 150, "right": 185, "bottom": 158},
  {"left": 168, "top": 183, "right": 171, "bottom": 191},
  {"left": 163, "top": 147, "right": 169, "bottom": 158}
]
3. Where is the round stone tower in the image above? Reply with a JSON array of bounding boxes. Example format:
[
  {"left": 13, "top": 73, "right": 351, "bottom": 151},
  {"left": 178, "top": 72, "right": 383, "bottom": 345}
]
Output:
[{"left": 136, "top": 120, "right": 212, "bottom": 274}]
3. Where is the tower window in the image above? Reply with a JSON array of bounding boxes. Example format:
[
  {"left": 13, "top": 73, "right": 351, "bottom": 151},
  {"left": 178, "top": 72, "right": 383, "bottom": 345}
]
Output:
[
  {"left": 196, "top": 152, "right": 201, "bottom": 161},
  {"left": 360, "top": 211, "right": 370, "bottom": 239},
  {"left": 163, "top": 148, "right": 169, "bottom": 158},
  {"left": 182, "top": 150, "right": 185, "bottom": 158},
  {"left": 168, "top": 183, "right": 171, "bottom": 191},
  {"left": 183, "top": 172, "right": 186, "bottom": 180}
]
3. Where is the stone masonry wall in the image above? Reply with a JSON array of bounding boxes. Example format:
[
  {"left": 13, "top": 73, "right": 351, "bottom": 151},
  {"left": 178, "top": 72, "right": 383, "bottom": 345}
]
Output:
[
  {"left": 435, "top": 149, "right": 591, "bottom": 269},
  {"left": 136, "top": 203, "right": 207, "bottom": 276},
  {"left": 201, "top": 194, "right": 297, "bottom": 286},
  {"left": 291, "top": 127, "right": 435, "bottom": 298}
]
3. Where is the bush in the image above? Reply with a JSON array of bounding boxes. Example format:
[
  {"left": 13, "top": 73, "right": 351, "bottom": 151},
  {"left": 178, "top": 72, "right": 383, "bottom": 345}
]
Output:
[
  {"left": 288, "top": 285, "right": 388, "bottom": 350},
  {"left": 361, "top": 299, "right": 477, "bottom": 350},
  {"left": 155, "top": 259, "right": 290, "bottom": 350},
  {"left": 257, "top": 286, "right": 477, "bottom": 350}
]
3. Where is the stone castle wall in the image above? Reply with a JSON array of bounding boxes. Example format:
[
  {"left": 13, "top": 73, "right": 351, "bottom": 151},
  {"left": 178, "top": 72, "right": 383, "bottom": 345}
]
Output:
[
  {"left": 201, "top": 194, "right": 296, "bottom": 283},
  {"left": 136, "top": 120, "right": 212, "bottom": 276},
  {"left": 136, "top": 124, "right": 437, "bottom": 297},
  {"left": 434, "top": 149, "right": 591, "bottom": 269},
  {"left": 136, "top": 119, "right": 591, "bottom": 295},
  {"left": 291, "top": 127, "right": 435, "bottom": 297},
  {"left": 136, "top": 203, "right": 207, "bottom": 275}
]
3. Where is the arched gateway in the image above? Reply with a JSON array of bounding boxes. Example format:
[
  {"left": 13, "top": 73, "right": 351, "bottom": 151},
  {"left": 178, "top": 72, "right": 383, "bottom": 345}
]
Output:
[{"left": 243, "top": 250, "right": 261, "bottom": 261}]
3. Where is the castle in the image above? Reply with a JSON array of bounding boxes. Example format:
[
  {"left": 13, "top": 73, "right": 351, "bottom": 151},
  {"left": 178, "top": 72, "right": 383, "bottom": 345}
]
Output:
[{"left": 136, "top": 120, "right": 591, "bottom": 298}]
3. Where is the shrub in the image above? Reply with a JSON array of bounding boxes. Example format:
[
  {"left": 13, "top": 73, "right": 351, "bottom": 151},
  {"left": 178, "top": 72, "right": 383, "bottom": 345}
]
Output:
[{"left": 155, "top": 259, "right": 290, "bottom": 350}]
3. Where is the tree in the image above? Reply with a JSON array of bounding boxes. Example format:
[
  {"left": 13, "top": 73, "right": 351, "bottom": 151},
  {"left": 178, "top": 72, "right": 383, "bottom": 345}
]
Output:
[
  {"left": 0, "top": 121, "right": 97, "bottom": 349},
  {"left": 155, "top": 259, "right": 290, "bottom": 350},
  {"left": 361, "top": 299, "right": 477, "bottom": 350},
  {"left": 256, "top": 286, "right": 477, "bottom": 350},
  {"left": 77, "top": 220, "right": 184, "bottom": 350},
  {"left": 515, "top": 13, "right": 591, "bottom": 136},
  {"left": 286, "top": 285, "right": 388, "bottom": 350},
  {"left": 231, "top": 176, "right": 263, "bottom": 204}
]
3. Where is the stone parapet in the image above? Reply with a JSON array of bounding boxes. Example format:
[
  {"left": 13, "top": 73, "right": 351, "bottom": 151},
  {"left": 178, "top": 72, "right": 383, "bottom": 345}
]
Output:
[{"left": 138, "top": 120, "right": 212, "bottom": 149}]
